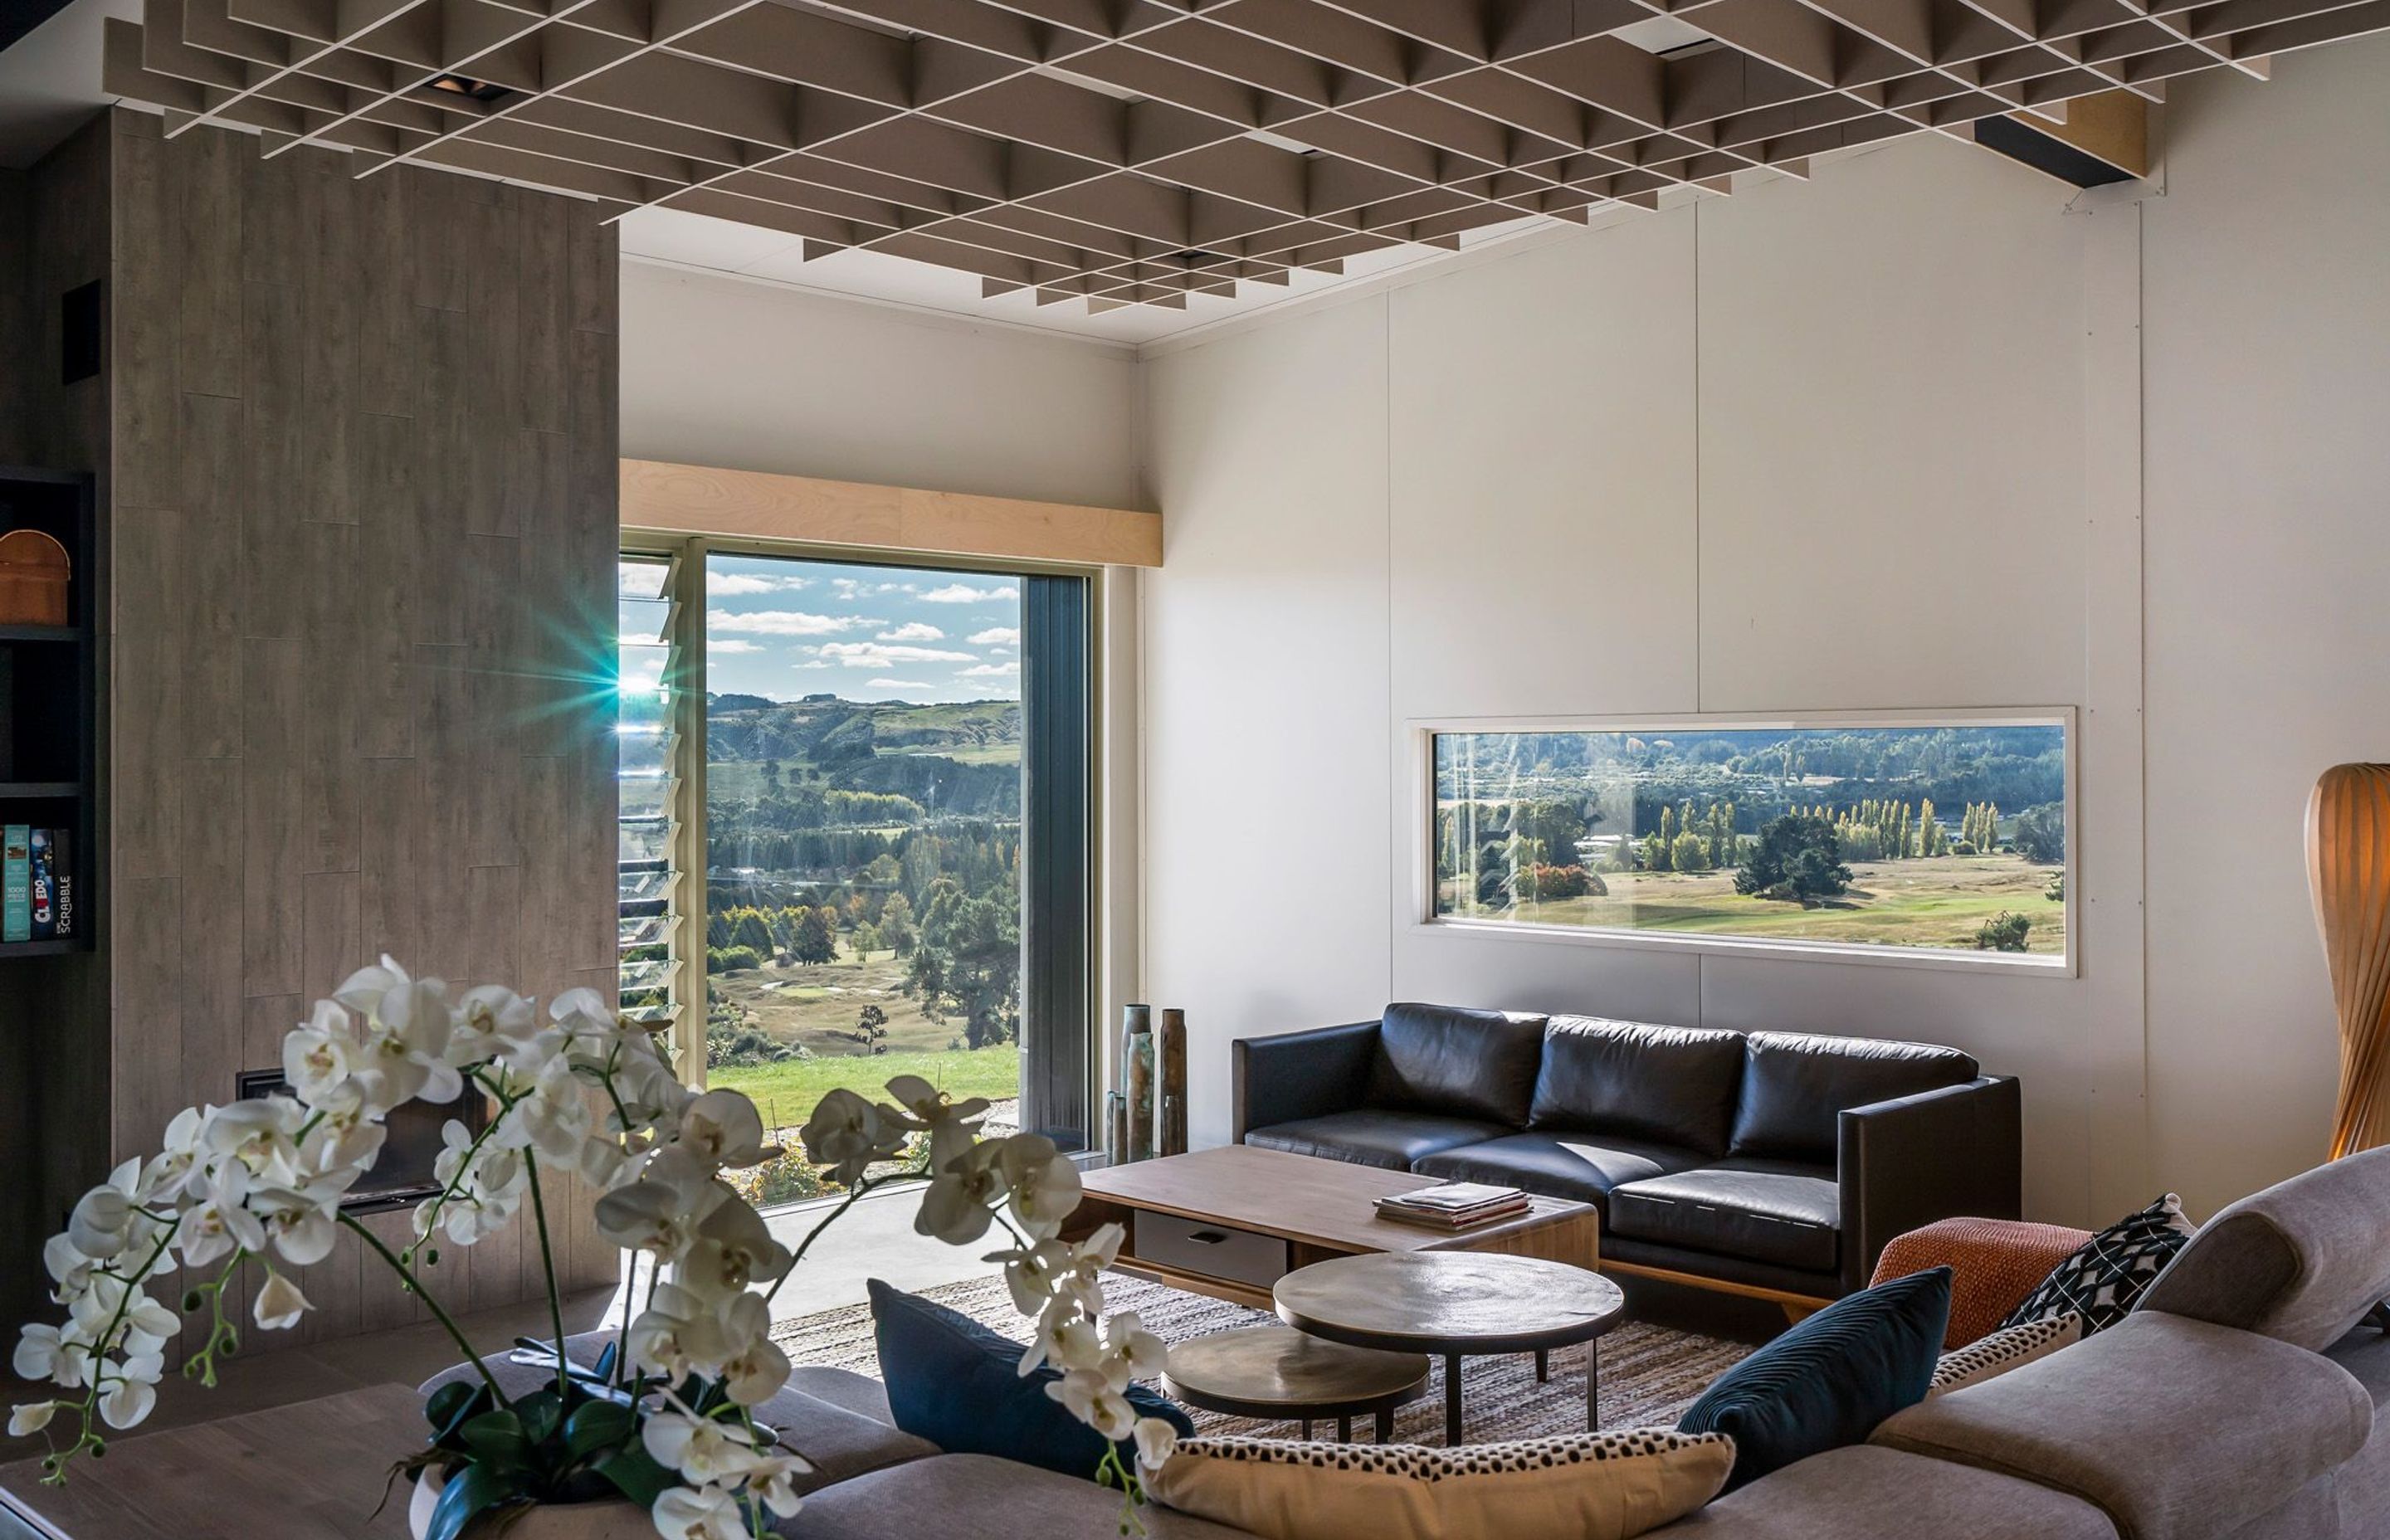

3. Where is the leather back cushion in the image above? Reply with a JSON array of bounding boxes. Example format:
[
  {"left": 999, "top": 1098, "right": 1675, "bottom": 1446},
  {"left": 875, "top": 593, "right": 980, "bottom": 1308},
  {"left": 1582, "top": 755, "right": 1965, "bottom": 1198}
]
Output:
[
  {"left": 1529, "top": 1016, "right": 1747, "bottom": 1155},
  {"left": 1366, "top": 1003, "right": 1548, "bottom": 1127},
  {"left": 1730, "top": 1031, "right": 1978, "bottom": 1162}
]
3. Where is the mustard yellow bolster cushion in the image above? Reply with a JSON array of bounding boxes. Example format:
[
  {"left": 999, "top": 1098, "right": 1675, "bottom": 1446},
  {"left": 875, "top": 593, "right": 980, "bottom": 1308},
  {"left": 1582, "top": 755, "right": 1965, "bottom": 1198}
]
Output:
[{"left": 1147, "top": 1427, "right": 1736, "bottom": 1540}]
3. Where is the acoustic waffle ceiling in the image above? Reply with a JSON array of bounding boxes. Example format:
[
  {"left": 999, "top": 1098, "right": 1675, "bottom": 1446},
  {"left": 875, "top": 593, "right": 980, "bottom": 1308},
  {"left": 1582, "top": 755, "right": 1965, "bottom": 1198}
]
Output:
[{"left": 103, "top": 0, "right": 2390, "bottom": 309}]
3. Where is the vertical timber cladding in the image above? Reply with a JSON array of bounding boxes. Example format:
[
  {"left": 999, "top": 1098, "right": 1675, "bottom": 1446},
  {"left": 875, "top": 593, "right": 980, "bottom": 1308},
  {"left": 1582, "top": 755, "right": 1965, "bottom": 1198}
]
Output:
[{"left": 103, "top": 107, "right": 624, "bottom": 1340}]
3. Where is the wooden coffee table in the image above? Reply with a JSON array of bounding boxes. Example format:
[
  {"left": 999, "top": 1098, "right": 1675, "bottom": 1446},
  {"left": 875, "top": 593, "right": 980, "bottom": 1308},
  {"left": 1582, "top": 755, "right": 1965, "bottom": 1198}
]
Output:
[
  {"left": 1068, "top": 1145, "right": 1598, "bottom": 1311},
  {"left": 1275, "top": 1251, "right": 1627, "bottom": 1445}
]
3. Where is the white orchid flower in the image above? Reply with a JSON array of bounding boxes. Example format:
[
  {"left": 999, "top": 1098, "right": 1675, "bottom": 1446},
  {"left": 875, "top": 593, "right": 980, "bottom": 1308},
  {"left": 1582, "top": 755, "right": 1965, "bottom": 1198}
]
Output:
[
  {"left": 593, "top": 1152, "right": 726, "bottom": 1258},
  {"left": 1045, "top": 1368, "right": 1137, "bottom": 1441},
  {"left": 96, "top": 1352, "right": 163, "bottom": 1430},
  {"left": 295, "top": 1085, "right": 386, "bottom": 1177},
  {"left": 1132, "top": 1417, "right": 1179, "bottom": 1473},
  {"left": 579, "top": 1137, "right": 630, "bottom": 1190},
  {"left": 354, "top": 987, "right": 462, "bottom": 1109},
  {"left": 884, "top": 1075, "right": 987, "bottom": 1175},
  {"left": 681, "top": 1200, "right": 793, "bottom": 1299},
  {"left": 641, "top": 1409, "right": 758, "bottom": 1485},
  {"left": 678, "top": 1090, "right": 767, "bottom": 1170},
  {"left": 140, "top": 1107, "right": 212, "bottom": 1204},
  {"left": 283, "top": 1000, "right": 358, "bottom": 1105},
  {"left": 71, "top": 1278, "right": 178, "bottom": 1358},
  {"left": 252, "top": 1272, "right": 312, "bottom": 1331},
  {"left": 202, "top": 1099, "right": 307, "bottom": 1187},
  {"left": 449, "top": 985, "right": 539, "bottom": 1068},
  {"left": 66, "top": 1159, "right": 143, "bottom": 1260},
  {"left": 626, "top": 1284, "right": 708, "bottom": 1381},
  {"left": 13, "top": 1323, "right": 91, "bottom": 1390},
  {"left": 332, "top": 955, "right": 411, "bottom": 1013},
  {"left": 915, "top": 1139, "right": 1006, "bottom": 1246},
  {"left": 997, "top": 1133, "right": 1080, "bottom": 1240},
  {"left": 741, "top": 1453, "right": 809, "bottom": 1518},
  {"left": 250, "top": 1177, "right": 348, "bottom": 1266},
  {"left": 502, "top": 1057, "right": 595, "bottom": 1166},
  {"left": 41, "top": 1234, "right": 96, "bottom": 1299},
  {"left": 648, "top": 1482, "right": 746, "bottom": 1540},
  {"left": 175, "top": 1161, "right": 266, "bottom": 1267},
  {"left": 709, "top": 1294, "right": 791, "bottom": 1406},
  {"left": 8, "top": 1401, "right": 57, "bottom": 1437},
  {"left": 797, "top": 1089, "right": 908, "bottom": 1187},
  {"left": 1102, "top": 1311, "right": 1169, "bottom": 1388}
]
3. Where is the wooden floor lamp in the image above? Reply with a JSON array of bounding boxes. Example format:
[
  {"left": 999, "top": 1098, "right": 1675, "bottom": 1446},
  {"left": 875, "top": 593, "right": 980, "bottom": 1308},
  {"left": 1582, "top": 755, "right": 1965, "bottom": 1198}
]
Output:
[{"left": 2309, "top": 764, "right": 2390, "bottom": 1159}]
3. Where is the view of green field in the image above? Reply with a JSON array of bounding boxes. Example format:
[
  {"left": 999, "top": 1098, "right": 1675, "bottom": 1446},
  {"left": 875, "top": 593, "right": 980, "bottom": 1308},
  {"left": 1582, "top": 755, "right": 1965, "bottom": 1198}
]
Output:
[
  {"left": 1434, "top": 724, "right": 2069, "bottom": 958},
  {"left": 1490, "top": 853, "right": 2066, "bottom": 953}
]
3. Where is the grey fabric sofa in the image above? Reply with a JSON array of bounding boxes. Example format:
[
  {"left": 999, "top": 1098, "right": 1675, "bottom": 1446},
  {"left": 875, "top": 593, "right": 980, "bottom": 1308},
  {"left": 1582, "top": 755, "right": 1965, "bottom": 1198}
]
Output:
[
  {"left": 1232, "top": 1003, "right": 2022, "bottom": 1301},
  {"left": 784, "top": 1149, "right": 2390, "bottom": 1538},
  {"left": 435, "top": 1150, "right": 2390, "bottom": 1538}
]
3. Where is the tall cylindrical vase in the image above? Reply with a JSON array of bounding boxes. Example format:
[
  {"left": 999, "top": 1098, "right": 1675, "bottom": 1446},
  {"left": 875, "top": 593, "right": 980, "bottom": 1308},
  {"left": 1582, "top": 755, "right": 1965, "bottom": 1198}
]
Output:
[
  {"left": 1125, "top": 1033, "right": 1156, "bottom": 1165},
  {"left": 1154, "top": 1008, "right": 1188, "bottom": 1157},
  {"left": 2307, "top": 764, "right": 2390, "bottom": 1158}
]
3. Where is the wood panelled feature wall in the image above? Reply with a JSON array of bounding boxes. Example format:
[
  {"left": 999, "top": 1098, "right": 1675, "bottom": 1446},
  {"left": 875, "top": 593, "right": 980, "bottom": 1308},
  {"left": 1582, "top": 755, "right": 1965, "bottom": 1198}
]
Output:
[{"left": 2, "top": 107, "right": 625, "bottom": 1337}]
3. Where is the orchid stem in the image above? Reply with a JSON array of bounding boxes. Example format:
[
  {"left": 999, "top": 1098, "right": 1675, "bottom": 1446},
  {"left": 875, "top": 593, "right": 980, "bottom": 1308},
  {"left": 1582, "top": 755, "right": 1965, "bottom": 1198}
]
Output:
[
  {"left": 339, "top": 1211, "right": 509, "bottom": 1403},
  {"left": 523, "top": 1150, "right": 572, "bottom": 1403}
]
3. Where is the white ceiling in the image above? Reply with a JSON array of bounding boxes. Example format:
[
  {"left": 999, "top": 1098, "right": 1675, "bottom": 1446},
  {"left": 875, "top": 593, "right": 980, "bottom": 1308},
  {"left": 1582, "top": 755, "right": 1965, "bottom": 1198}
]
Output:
[{"left": 0, "top": 0, "right": 1556, "bottom": 348}]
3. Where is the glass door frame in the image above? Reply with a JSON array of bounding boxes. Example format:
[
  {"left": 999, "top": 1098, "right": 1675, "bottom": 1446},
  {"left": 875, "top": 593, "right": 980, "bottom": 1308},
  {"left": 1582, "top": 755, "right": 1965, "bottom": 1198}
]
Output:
[{"left": 620, "top": 528, "right": 1109, "bottom": 1148}]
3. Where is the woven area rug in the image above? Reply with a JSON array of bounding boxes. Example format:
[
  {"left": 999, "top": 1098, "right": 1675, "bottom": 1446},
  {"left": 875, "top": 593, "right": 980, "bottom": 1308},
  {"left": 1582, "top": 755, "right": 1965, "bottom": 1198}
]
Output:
[{"left": 774, "top": 1273, "right": 1749, "bottom": 1441}]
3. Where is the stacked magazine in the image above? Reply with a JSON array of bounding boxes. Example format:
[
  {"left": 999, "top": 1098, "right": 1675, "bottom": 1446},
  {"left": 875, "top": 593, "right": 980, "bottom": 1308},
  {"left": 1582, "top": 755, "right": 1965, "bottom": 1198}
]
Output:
[{"left": 1374, "top": 1182, "right": 1530, "bottom": 1231}]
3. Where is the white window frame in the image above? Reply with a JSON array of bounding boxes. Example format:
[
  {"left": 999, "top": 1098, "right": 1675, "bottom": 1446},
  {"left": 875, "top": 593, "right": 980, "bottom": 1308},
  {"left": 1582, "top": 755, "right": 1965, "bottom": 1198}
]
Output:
[{"left": 1410, "top": 707, "right": 2080, "bottom": 977}]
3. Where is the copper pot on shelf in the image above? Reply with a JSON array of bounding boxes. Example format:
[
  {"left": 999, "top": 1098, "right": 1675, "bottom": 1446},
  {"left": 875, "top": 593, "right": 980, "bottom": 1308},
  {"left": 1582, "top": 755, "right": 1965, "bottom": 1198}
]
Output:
[{"left": 0, "top": 529, "right": 71, "bottom": 626}]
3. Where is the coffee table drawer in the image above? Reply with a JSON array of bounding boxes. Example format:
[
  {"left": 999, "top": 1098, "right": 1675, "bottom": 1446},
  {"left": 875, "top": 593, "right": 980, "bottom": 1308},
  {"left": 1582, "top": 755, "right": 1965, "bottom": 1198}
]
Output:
[{"left": 1135, "top": 1211, "right": 1290, "bottom": 1289}]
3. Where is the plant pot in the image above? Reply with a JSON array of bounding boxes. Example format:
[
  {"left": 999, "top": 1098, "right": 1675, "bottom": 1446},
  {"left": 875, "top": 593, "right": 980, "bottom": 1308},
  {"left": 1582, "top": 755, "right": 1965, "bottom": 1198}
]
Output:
[{"left": 409, "top": 1466, "right": 656, "bottom": 1540}]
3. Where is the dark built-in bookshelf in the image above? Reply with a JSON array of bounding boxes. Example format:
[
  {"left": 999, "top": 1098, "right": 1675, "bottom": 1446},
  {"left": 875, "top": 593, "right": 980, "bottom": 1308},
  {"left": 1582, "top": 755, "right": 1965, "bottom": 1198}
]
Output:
[{"left": 0, "top": 467, "right": 95, "bottom": 958}]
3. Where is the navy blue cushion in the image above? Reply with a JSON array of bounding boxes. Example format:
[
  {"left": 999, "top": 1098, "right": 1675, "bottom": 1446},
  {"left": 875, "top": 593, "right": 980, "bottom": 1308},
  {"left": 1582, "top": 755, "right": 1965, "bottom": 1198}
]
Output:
[
  {"left": 868, "top": 1279, "right": 1193, "bottom": 1480},
  {"left": 1677, "top": 1266, "right": 1952, "bottom": 1493}
]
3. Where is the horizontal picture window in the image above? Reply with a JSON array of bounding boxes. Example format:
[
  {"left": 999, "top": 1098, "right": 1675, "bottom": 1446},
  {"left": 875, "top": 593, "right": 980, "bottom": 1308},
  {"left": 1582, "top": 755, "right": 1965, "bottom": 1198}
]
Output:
[{"left": 1422, "top": 713, "right": 2073, "bottom": 972}]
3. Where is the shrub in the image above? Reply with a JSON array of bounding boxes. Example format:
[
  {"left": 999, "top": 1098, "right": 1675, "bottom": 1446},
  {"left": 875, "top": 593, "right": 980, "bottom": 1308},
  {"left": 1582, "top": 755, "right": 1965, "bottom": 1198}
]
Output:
[
  {"left": 708, "top": 945, "right": 762, "bottom": 973},
  {"left": 1975, "top": 911, "right": 2032, "bottom": 952},
  {"left": 1526, "top": 864, "right": 1597, "bottom": 899},
  {"left": 1734, "top": 815, "right": 1851, "bottom": 902}
]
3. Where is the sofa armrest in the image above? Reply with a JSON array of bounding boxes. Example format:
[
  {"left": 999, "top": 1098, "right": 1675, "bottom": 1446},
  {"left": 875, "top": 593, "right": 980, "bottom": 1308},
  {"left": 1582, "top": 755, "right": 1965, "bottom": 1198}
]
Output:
[
  {"left": 1232, "top": 1021, "right": 1381, "bottom": 1143},
  {"left": 1871, "top": 1311, "right": 2373, "bottom": 1540},
  {"left": 1839, "top": 1075, "right": 2021, "bottom": 1293}
]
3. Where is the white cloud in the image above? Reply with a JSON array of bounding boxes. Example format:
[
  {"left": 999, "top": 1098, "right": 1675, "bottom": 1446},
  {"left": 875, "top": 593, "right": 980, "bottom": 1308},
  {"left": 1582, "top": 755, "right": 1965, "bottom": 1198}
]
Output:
[
  {"left": 710, "top": 639, "right": 763, "bottom": 654},
  {"left": 958, "top": 661, "right": 1020, "bottom": 678},
  {"left": 710, "top": 573, "right": 810, "bottom": 596},
  {"left": 968, "top": 627, "right": 1018, "bottom": 646},
  {"left": 832, "top": 578, "right": 914, "bottom": 599},
  {"left": 866, "top": 679, "right": 933, "bottom": 691},
  {"left": 815, "top": 642, "right": 978, "bottom": 667},
  {"left": 879, "top": 621, "right": 946, "bottom": 642},
  {"left": 709, "top": 609, "right": 869, "bottom": 636},
  {"left": 919, "top": 582, "right": 1018, "bottom": 605}
]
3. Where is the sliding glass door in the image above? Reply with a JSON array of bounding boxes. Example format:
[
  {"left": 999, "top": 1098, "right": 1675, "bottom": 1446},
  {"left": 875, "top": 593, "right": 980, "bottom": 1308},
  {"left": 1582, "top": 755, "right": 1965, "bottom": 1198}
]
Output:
[{"left": 621, "top": 543, "right": 1095, "bottom": 1201}]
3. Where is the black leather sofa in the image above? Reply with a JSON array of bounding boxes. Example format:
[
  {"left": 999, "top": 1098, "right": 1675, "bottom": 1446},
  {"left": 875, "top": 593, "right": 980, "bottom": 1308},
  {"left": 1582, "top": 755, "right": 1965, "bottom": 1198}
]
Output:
[{"left": 1232, "top": 1003, "right": 2022, "bottom": 1305}]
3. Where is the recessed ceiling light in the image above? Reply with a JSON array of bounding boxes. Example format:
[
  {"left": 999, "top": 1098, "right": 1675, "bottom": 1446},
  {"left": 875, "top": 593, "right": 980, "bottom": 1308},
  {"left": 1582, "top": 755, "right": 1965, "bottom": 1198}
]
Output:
[
  {"left": 427, "top": 73, "right": 515, "bottom": 105},
  {"left": 1612, "top": 15, "right": 1719, "bottom": 55}
]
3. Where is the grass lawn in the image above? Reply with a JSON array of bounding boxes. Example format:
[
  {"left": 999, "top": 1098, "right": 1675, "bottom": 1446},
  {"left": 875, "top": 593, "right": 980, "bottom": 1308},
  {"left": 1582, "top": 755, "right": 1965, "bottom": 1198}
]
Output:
[
  {"left": 707, "top": 948, "right": 1018, "bottom": 1128},
  {"left": 710, "top": 1045, "right": 1020, "bottom": 1131},
  {"left": 1460, "top": 855, "right": 2066, "bottom": 953}
]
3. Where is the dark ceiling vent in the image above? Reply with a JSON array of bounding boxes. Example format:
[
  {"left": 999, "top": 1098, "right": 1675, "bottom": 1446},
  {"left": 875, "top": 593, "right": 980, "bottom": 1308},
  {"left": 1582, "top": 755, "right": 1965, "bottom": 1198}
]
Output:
[{"left": 428, "top": 73, "right": 515, "bottom": 105}]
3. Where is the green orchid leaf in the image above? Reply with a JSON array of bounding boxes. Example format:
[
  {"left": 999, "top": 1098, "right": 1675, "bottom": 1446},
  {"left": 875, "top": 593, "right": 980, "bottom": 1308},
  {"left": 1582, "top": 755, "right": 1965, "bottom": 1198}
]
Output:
[
  {"left": 425, "top": 1382, "right": 480, "bottom": 1441},
  {"left": 563, "top": 1401, "right": 637, "bottom": 1460},
  {"left": 592, "top": 1446, "right": 673, "bottom": 1509},
  {"left": 426, "top": 1462, "right": 527, "bottom": 1540},
  {"left": 458, "top": 1410, "right": 534, "bottom": 1473},
  {"left": 517, "top": 1391, "right": 564, "bottom": 1447},
  {"left": 593, "top": 1340, "right": 620, "bottom": 1382}
]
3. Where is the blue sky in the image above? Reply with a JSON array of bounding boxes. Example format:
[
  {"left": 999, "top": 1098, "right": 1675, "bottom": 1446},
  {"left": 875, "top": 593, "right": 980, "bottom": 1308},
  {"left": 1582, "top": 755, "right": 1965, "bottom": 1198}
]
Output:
[{"left": 704, "top": 553, "right": 1022, "bottom": 705}]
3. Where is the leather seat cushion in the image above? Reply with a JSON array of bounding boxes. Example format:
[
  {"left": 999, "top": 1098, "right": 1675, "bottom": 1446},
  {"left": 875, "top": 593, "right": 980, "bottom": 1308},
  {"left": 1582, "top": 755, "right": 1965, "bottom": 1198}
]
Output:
[
  {"left": 1365, "top": 1002, "right": 1549, "bottom": 1127},
  {"left": 1729, "top": 1032, "right": 1978, "bottom": 1162},
  {"left": 1413, "top": 1132, "right": 1706, "bottom": 1211},
  {"left": 1529, "top": 1016, "right": 1747, "bottom": 1155},
  {"left": 1245, "top": 1109, "right": 1514, "bottom": 1171},
  {"left": 1609, "top": 1157, "right": 1842, "bottom": 1273}
]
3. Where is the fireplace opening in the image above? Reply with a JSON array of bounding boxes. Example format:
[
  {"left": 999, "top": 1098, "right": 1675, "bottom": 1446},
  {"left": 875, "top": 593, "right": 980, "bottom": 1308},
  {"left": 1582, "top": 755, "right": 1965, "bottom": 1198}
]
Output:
[{"left": 235, "top": 1069, "right": 490, "bottom": 1215}]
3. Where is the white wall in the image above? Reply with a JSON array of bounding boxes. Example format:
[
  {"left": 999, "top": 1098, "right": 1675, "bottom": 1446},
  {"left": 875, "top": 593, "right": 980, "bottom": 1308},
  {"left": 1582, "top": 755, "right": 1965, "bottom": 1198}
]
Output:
[
  {"left": 620, "top": 261, "right": 1144, "bottom": 509},
  {"left": 1143, "top": 34, "right": 2390, "bottom": 1222},
  {"left": 2142, "top": 40, "right": 2390, "bottom": 1209}
]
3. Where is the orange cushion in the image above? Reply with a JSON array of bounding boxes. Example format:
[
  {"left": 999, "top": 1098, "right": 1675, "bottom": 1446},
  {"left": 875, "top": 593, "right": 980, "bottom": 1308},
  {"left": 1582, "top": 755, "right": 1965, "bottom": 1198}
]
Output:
[{"left": 1872, "top": 1218, "right": 2094, "bottom": 1348}]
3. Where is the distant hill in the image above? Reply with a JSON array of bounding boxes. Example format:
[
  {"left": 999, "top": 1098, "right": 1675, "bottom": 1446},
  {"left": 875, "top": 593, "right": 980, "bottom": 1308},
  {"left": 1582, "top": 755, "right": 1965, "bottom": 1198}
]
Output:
[{"left": 707, "top": 694, "right": 1021, "bottom": 818}]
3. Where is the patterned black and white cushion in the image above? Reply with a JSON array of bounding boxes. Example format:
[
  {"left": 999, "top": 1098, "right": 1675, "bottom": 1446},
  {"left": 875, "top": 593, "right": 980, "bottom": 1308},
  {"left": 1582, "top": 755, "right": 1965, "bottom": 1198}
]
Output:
[
  {"left": 1929, "top": 1313, "right": 2083, "bottom": 1396},
  {"left": 1148, "top": 1427, "right": 1735, "bottom": 1540},
  {"left": 2001, "top": 1193, "right": 2197, "bottom": 1335}
]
